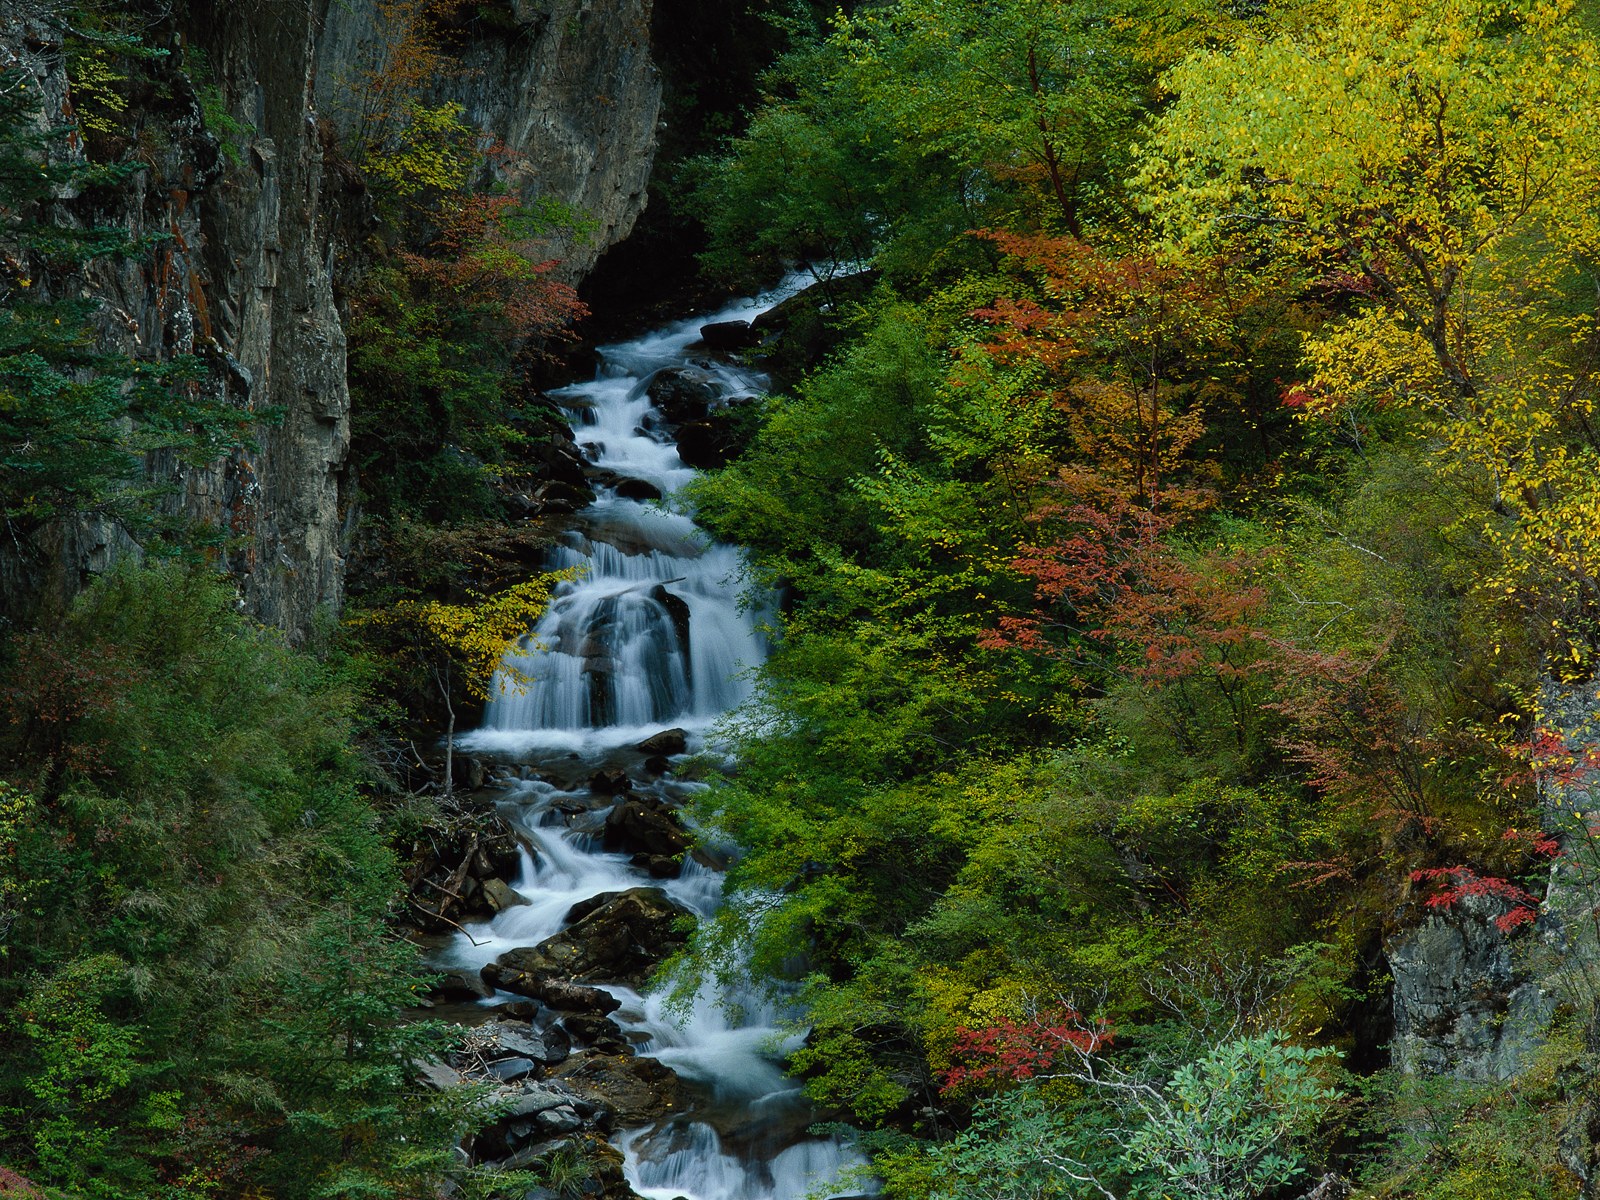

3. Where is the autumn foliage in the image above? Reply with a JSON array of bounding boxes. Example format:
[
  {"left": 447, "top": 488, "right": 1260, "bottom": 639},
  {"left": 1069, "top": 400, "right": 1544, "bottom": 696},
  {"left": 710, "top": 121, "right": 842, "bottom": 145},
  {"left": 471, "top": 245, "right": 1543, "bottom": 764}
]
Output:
[
  {"left": 940, "top": 1007, "right": 1111, "bottom": 1095},
  {"left": 399, "top": 194, "right": 587, "bottom": 350}
]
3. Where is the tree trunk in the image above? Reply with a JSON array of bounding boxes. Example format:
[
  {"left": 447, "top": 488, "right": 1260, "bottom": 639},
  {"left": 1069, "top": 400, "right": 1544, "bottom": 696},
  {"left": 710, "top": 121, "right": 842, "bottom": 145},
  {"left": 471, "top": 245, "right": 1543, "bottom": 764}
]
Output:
[{"left": 439, "top": 661, "right": 455, "bottom": 798}]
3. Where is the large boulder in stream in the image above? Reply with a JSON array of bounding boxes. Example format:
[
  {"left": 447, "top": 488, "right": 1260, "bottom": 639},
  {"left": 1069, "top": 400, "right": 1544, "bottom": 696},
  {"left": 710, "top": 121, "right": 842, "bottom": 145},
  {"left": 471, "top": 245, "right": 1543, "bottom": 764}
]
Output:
[
  {"left": 604, "top": 795, "right": 691, "bottom": 860},
  {"left": 636, "top": 727, "right": 688, "bottom": 756},
  {"left": 675, "top": 408, "right": 757, "bottom": 469},
  {"left": 646, "top": 366, "right": 720, "bottom": 424},
  {"left": 460, "top": 1019, "right": 573, "bottom": 1072},
  {"left": 698, "top": 318, "right": 760, "bottom": 351},
  {"left": 483, "top": 887, "right": 693, "bottom": 993},
  {"left": 551, "top": 1052, "right": 684, "bottom": 1125}
]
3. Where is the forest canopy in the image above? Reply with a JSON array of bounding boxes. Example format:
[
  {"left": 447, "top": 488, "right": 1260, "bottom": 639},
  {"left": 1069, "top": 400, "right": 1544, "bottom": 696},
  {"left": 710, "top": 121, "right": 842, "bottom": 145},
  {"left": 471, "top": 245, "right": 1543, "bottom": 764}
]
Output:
[{"left": 680, "top": 0, "right": 1600, "bottom": 1195}]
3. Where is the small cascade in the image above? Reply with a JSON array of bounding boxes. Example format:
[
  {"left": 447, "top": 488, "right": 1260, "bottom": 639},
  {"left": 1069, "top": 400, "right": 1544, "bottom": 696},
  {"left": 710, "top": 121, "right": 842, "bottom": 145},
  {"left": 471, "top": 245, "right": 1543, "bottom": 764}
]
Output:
[{"left": 451, "top": 282, "right": 873, "bottom": 1200}]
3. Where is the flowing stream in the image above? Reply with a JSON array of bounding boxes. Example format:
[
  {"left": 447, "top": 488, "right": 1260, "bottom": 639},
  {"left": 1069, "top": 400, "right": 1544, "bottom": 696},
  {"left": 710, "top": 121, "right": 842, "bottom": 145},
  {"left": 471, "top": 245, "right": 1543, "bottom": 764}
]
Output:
[{"left": 447, "top": 283, "right": 872, "bottom": 1200}]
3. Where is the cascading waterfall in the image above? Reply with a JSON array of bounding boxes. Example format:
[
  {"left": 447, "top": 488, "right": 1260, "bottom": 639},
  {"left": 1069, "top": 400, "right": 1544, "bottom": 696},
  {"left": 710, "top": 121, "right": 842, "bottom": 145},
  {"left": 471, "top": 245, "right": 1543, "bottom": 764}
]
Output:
[{"left": 449, "top": 282, "right": 874, "bottom": 1200}]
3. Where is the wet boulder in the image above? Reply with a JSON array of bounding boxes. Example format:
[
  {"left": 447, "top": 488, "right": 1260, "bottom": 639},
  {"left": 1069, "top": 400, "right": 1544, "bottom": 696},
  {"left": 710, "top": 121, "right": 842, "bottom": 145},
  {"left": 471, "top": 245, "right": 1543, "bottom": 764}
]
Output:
[
  {"left": 429, "top": 968, "right": 493, "bottom": 1003},
  {"left": 563, "top": 1012, "right": 634, "bottom": 1056},
  {"left": 589, "top": 767, "right": 632, "bottom": 794},
  {"left": 613, "top": 477, "right": 662, "bottom": 501},
  {"left": 636, "top": 727, "right": 688, "bottom": 756},
  {"left": 482, "top": 878, "right": 530, "bottom": 912},
  {"left": 481, "top": 957, "right": 625, "bottom": 1013},
  {"left": 604, "top": 795, "right": 691, "bottom": 860},
  {"left": 552, "top": 1052, "right": 684, "bottom": 1125},
  {"left": 474, "top": 1082, "right": 609, "bottom": 1161},
  {"left": 646, "top": 366, "right": 720, "bottom": 424},
  {"left": 649, "top": 585, "right": 691, "bottom": 658},
  {"left": 698, "top": 318, "right": 759, "bottom": 351},
  {"left": 531, "top": 479, "right": 595, "bottom": 513},
  {"left": 485, "top": 1056, "right": 538, "bottom": 1083},
  {"left": 674, "top": 417, "right": 736, "bottom": 469},
  {"left": 483, "top": 887, "right": 693, "bottom": 989},
  {"left": 482, "top": 1019, "right": 572, "bottom": 1068},
  {"left": 633, "top": 853, "right": 682, "bottom": 879}
]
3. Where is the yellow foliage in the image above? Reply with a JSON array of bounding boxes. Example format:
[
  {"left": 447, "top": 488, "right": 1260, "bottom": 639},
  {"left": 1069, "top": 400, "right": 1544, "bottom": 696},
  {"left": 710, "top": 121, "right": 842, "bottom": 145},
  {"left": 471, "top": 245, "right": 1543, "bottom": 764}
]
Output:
[
  {"left": 354, "top": 570, "right": 578, "bottom": 699},
  {"left": 1140, "top": 0, "right": 1600, "bottom": 626},
  {"left": 67, "top": 46, "right": 130, "bottom": 136},
  {"left": 364, "top": 100, "right": 479, "bottom": 199}
]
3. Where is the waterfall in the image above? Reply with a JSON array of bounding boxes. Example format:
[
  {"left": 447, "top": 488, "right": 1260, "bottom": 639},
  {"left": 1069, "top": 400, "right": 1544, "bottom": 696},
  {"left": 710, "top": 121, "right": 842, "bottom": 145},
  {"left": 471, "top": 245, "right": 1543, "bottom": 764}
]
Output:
[{"left": 449, "top": 281, "right": 875, "bottom": 1200}]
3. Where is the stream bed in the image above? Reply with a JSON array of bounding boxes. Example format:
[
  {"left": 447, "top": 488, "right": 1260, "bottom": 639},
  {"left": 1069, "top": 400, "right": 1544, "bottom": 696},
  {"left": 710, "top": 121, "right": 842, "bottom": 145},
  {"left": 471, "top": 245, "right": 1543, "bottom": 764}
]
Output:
[{"left": 443, "top": 282, "right": 873, "bottom": 1200}]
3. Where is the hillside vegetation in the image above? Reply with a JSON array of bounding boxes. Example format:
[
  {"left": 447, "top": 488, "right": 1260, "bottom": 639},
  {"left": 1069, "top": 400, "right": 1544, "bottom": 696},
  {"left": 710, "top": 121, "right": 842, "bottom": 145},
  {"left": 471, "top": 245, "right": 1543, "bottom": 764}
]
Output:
[{"left": 680, "top": 0, "right": 1600, "bottom": 1194}]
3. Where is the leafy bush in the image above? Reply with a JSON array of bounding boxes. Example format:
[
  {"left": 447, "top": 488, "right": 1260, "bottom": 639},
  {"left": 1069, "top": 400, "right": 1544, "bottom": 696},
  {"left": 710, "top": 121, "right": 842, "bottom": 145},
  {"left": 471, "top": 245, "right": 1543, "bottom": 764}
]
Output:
[{"left": 0, "top": 564, "right": 474, "bottom": 1197}]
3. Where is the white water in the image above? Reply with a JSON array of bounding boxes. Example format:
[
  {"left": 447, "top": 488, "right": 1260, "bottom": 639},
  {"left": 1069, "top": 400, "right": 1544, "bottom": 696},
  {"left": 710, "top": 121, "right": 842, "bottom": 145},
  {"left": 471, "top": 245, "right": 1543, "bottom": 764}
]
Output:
[{"left": 449, "top": 282, "right": 874, "bottom": 1200}]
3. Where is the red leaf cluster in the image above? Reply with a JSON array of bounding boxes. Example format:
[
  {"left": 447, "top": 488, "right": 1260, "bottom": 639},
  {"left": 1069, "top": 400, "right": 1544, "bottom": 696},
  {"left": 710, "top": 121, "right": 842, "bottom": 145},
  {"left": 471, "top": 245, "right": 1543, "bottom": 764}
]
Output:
[
  {"left": 400, "top": 194, "right": 586, "bottom": 351},
  {"left": 1409, "top": 865, "right": 1540, "bottom": 934},
  {"left": 940, "top": 1007, "right": 1111, "bottom": 1095},
  {"left": 983, "top": 478, "right": 1266, "bottom": 700}
]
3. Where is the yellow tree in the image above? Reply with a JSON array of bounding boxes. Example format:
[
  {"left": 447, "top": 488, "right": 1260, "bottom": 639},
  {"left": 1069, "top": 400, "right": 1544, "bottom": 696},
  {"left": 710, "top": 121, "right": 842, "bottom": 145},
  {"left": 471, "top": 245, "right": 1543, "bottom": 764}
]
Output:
[
  {"left": 354, "top": 573, "right": 575, "bottom": 794},
  {"left": 1137, "top": 0, "right": 1600, "bottom": 638}
]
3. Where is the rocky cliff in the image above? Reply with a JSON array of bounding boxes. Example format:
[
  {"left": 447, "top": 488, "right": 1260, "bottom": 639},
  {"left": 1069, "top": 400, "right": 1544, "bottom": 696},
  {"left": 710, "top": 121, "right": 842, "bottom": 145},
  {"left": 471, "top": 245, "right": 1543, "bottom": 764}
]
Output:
[
  {"left": 1389, "top": 680, "right": 1600, "bottom": 1081},
  {"left": 314, "top": 0, "right": 660, "bottom": 282},
  {"left": 0, "top": 0, "right": 660, "bottom": 640}
]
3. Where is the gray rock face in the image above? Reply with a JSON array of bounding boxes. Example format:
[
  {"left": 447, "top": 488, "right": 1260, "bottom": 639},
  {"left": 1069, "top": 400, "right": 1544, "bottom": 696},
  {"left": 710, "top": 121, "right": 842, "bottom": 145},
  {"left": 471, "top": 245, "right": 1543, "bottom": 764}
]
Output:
[
  {"left": 487, "top": 1019, "right": 572, "bottom": 1067},
  {"left": 1, "top": 4, "right": 353, "bottom": 641},
  {"left": 1388, "top": 677, "right": 1600, "bottom": 1081},
  {"left": 1387, "top": 893, "right": 1554, "bottom": 1080},
  {"left": 315, "top": 0, "right": 661, "bottom": 281},
  {"left": 1, "top": 0, "right": 662, "bottom": 638}
]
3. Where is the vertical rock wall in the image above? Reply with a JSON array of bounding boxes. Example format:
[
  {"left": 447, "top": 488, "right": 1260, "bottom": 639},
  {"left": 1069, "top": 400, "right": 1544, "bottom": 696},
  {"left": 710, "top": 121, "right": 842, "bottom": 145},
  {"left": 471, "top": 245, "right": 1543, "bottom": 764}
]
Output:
[
  {"left": 314, "top": 0, "right": 661, "bottom": 281},
  {"left": 0, "top": 0, "right": 660, "bottom": 640},
  {"left": 1, "top": 5, "right": 352, "bottom": 637},
  {"left": 186, "top": 0, "right": 353, "bottom": 636}
]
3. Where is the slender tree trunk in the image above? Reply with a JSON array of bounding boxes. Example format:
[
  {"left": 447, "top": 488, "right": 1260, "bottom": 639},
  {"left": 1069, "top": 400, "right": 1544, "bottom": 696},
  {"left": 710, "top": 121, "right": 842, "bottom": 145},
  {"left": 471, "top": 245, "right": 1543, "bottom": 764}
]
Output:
[
  {"left": 1028, "top": 44, "right": 1084, "bottom": 239},
  {"left": 438, "top": 661, "right": 455, "bottom": 797}
]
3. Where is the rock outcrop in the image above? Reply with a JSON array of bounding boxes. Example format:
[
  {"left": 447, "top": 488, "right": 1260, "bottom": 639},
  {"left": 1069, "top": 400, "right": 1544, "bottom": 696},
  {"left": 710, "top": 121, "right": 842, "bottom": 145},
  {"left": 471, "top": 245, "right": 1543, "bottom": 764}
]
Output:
[
  {"left": 1388, "top": 679, "right": 1600, "bottom": 1080},
  {"left": 1387, "top": 893, "right": 1554, "bottom": 1080},
  {"left": 2, "top": 4, "right": 354, "bottom": 639},
  {"left": 0, "top": 0, "right": 663, "bottom": 639},
  {"left": 483, "top": 886, "right": 692, "bottom": 991},
  {"left": 314, "top": 0, "right": 661, "bottom": 281}
]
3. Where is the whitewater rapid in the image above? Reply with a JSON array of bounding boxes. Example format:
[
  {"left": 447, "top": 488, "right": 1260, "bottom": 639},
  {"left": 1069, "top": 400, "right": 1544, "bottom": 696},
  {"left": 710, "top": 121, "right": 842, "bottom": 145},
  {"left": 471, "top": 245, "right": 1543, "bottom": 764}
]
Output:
[{"left": 447, "top": 281, "right": 874, "bottom": 1200}]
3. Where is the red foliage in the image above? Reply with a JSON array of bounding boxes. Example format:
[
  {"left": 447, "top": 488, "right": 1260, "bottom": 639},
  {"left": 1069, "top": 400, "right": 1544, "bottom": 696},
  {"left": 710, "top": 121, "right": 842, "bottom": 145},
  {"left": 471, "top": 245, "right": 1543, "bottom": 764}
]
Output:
[
  {"left": 1409, "top": 865, "right": 1540, "bottom": 934},
  {"left": 972, "top": 233, "right": 1270, "bottom": 698},
  {"left": 1522, "top": 724, "right": 1600, "bottom": 791},
  {"left": 1501, "top": 826, "right": 1562, "bottom": 859},
  {"left": 940, "top": 1006, "right": 1112, "bottom": 1095},
  {"left": 983, "top": 475, "right": 1266, "bottom": 704},
  {"left": 400, "top": 194, "right": 586, "bottom": 351},
  {"left": 972, "top": 232, "right": 1222, "bottom": 506}
]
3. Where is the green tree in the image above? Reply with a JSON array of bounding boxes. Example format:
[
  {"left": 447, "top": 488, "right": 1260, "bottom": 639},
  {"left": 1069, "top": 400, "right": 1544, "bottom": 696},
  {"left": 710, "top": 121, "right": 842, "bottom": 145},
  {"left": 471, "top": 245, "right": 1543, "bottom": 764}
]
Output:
[
  {"left": 695, "top": 0, "right": 1147, "bottom": 285},
  {"left": 0, "top": 565, "right": 474, "bottom": 1196},
  {"left": 1138, "top": 0, "right": 1600, "bottom": 645},
  {"left": 0, "top": 69, "right": 248, "bottom": 562}
]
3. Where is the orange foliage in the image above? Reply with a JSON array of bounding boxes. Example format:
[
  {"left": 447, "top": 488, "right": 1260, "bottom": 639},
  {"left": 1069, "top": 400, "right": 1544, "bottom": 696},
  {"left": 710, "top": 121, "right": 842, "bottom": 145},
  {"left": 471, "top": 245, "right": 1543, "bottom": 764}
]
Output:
[{"left": 399, "top": 194, "right": 587, "bottom": 348}]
